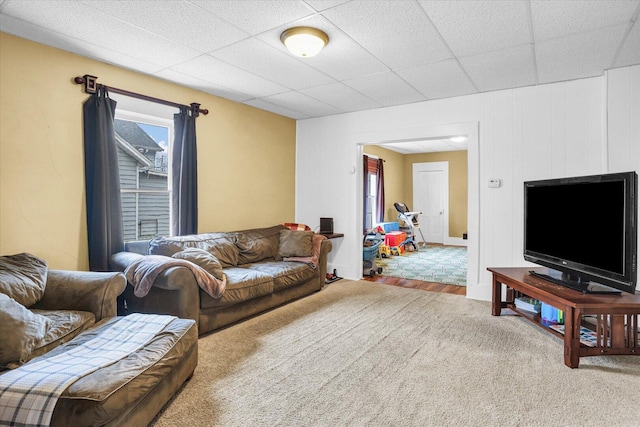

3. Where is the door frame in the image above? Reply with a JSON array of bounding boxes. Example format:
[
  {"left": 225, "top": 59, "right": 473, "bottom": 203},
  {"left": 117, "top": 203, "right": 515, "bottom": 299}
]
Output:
[{"left": 354, "top": 121, "right": 480, "bottom": 299}]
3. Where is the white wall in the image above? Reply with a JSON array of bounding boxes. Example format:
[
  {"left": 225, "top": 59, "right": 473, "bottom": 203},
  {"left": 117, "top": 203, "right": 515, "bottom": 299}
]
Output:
[{"left": 296, "top": 65, "right": 640, "bottom": 301}]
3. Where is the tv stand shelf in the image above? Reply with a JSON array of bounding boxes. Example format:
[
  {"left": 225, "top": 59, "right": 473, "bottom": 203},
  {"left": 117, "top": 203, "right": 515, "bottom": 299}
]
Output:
[{"left": 488, "top": 267, "right": 640, "bottom": 368}]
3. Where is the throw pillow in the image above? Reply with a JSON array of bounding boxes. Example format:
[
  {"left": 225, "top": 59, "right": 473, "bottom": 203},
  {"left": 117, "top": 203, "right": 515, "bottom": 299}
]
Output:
[
  {"left": 0, "top": 293, "right": 51, "bottom": 368},
  {"left": 172, "top": 247, "right": 225, "bottom": 280},
  {"left": 0, "top": 252, "right": 48, "bottom": 307},
  {"left": 278, "top": 229, "right": 313, "bottom": 258}
]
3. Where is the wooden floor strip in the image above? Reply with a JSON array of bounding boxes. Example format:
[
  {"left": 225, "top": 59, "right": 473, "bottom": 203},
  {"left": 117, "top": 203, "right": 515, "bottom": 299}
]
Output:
[{"left": 361, "top": 275, "right": 466, "bottom": 296}]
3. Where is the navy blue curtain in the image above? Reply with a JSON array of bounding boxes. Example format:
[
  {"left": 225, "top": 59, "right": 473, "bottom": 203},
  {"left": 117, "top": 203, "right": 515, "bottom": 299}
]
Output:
[
  {"left": 171, "top": 107, "right": 198, "bottom": 235},
  {"left": 83, "top": 87, "right": 124, "bottom": 271}
]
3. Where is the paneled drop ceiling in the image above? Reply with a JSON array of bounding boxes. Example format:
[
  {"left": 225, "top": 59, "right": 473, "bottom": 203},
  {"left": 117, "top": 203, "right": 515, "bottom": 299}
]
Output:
[{"left": 1, "top": 0, "right": 639, "bottom": 125}]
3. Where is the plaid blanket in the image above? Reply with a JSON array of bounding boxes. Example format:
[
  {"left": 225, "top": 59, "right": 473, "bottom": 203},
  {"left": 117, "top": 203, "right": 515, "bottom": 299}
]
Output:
[{"left": 0, "top": 313, "right": 175, "bottom": 427}]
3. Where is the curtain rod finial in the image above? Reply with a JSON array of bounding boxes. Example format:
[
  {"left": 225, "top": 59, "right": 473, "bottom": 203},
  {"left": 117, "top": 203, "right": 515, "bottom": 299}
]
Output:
[{"left": 74, "top": 75, "right": 98, "bottom": 94}]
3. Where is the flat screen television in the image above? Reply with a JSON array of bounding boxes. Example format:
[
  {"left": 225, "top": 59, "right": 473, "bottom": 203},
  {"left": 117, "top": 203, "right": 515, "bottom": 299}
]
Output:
[{"left": 524, "top": 171, "right": 638, "bottom": 294}]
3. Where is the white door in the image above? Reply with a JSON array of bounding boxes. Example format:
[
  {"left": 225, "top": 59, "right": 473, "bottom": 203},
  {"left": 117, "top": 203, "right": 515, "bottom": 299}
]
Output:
[{"left": 413, "top": 162, "right": 448, "bottom": 244}]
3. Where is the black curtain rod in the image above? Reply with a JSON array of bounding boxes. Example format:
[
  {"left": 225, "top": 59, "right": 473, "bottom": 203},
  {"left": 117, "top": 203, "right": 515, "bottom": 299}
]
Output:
[{"left": 74, "top": 74, "right": 208, "bottom": 116}]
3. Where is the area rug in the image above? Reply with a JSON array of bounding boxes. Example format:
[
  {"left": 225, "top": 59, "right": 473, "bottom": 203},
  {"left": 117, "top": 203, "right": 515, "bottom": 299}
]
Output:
[
  {"left": 376, "top": 244, "right": 467, "bottom": 286},
  {"left": 151, "top": 280, "right": 639, "bottom": 427}
]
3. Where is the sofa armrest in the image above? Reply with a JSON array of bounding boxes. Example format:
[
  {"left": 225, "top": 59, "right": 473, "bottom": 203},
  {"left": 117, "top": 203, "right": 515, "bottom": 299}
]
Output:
[
  {"left": 32, "top": 270, "right": 126, "bottom": 321},
  {"left": 110, "top": 251, "right": 200, "bottom": 322}
]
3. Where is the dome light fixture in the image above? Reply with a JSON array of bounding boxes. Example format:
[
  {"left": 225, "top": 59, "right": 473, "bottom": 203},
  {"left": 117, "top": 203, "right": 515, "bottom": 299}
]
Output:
[{"left": 280, "top": 26, "right": 329, "bottom": 58}]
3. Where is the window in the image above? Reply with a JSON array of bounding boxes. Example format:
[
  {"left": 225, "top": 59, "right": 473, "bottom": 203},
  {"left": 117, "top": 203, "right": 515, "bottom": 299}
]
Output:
[
  {"left": 365, "top": 173, "right": 378, "bottom": 230},
  {"left": 114, "top": 103, "right": 174, "bottom": 241},
  {"left": 364, "top": 157, "right": 379, "bottom": 230}
]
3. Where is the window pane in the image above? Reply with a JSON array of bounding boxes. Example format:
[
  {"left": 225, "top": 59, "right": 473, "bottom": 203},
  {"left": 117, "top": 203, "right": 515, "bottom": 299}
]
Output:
[
  {"left": 138, "top": 192, "right": 170, "bottom": 239},
  {"left": 114, "top": 117, "right": 171, "bottom": 241},
  {"left": 121, "top": 193, "right": 137, "bottom": 242}
]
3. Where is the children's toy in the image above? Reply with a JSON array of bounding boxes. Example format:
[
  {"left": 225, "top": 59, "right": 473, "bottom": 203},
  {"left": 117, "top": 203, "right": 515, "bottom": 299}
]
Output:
[
  {"left": 363, "top": 229, "right": 384, "bottom": 277},
  {"left": 394, "top": 202, "right": 427, "bottom": 250},
  {"left": 379, "top": 244, "right": 391, "bottom": 258}
]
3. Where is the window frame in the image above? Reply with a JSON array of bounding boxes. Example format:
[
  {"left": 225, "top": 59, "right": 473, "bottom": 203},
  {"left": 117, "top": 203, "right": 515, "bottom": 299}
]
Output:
[{"left": 114, "top": 109, "right": 174, "bottom": 241}]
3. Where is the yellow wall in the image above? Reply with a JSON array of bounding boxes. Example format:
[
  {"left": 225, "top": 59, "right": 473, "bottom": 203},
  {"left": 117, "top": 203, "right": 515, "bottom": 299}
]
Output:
[
  {"left": 362, "top": 145, "right": 404, "bottom": 223},
  {"left": 0, "top": 33, "right": 296, "bottom": 270},
  {"left": 404, "top": 151, "right": 468, "bottom": 238}
]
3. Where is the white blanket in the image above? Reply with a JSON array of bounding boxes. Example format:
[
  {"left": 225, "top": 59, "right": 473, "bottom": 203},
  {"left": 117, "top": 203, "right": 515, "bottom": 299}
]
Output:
[{"left": 0, "top": 313, "right": 175, "bottom": 427}]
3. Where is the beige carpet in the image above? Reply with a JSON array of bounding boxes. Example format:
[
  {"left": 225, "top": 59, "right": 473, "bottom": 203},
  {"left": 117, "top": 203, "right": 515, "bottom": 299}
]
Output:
[{"left": 152, "top": 280, "right": 640, "bottom": 427}]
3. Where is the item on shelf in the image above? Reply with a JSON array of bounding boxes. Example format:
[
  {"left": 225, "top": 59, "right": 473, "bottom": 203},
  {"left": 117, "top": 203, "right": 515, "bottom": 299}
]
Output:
[
  {"left": 548, "top": 324, "right": 609, "bottom": 348},
  {"left": 514, "top": 296, "right": 541, "bottom": 313},
  {"left": 541, "top": 302, "right": 564, "bottom": 326}
]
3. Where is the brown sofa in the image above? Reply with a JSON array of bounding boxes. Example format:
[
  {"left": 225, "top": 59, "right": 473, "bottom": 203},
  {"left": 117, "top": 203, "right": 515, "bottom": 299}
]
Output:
[
  {"left": 0, "top": 254, "right": 197, "bottom": 427},
  {"left": 110, "top": 224, "right": 332, "bottom": 336}
]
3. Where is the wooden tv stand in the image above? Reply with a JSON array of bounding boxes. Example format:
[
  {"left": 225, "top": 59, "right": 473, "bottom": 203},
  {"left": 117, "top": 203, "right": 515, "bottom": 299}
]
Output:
[{"left": 488, "top": 267, "right": 640, "bottom": 368}]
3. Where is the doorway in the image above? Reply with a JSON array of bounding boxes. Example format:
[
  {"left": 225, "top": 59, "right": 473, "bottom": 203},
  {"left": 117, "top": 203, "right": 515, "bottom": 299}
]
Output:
[{"left": 355, "top": 121, "right": 479, "bottom": 298}]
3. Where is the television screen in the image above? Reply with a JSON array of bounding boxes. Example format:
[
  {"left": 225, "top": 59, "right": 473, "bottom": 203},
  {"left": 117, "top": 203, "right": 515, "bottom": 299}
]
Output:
[{"left": 524, "top": 171, "right": 637, "bottom": 294}]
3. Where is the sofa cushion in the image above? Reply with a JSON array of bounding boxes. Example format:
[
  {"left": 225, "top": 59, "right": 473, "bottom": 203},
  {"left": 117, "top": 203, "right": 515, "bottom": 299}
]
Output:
[
  {"left": 0, "top": 252, "right": 48, "bottom": 307},
  {"left": 236, "top": 225, "right": 285, "bottom": 264},
  {"left": 172, "top": 247, "right": 225, "bottom": 280},
  {"left": 28, "top": 309, "right": 96, "bottom": 361},
  {"left": 0, "top": 293, "right": 51, "bottom": 369},
  {"left": 243, "top": 261, "right": 316, "bottom": 291},
  {"left": 149, "top": 232, "right": 239, "bottom": 267},
  {"left": 40, "top": 317, "right": 197, "bottom": 427},
  {"left": 200, "top": 267, "right": 273, "bottom": 309},
  {"left": 278, "top": 229, "right": 314, "bottom": 258}
]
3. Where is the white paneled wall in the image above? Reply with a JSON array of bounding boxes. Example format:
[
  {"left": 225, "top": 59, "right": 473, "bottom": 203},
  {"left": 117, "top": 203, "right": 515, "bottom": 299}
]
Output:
[
  {"left": 607, "top": 66, "right": 640, "bottom": 174},
  {"left": 607, "top": 65, "right": 640, "bottom": 274},
  {"left": 297, "top": 66, "right": 639, "bottom": 301}
]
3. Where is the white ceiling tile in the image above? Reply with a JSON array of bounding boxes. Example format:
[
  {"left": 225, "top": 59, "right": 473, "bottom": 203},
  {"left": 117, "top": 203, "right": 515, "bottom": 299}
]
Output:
[
  {"left": 300, "top": 82, "right": 382, "bottom": 112},
  {"left": 531, "top": 0, "right": 639, "bottom": 41},
  {"left": 0, "top": 14, "right": 165, "bottom": 74},
  {"left": 344, "top": 72, "right": 427, "bottom": 107},
  {"left": 460, "top": 45, "right": 537, "bottom": 92},
  {"left": 154, "top": 69, "right": 253, "bottom": 103},
  {"left": 261, "top": 91, "right": 342, "bottom": 117},
  {"left": 192, "top": 0, "right": 315, "bottom": 34},
  {"left": 396, "top": 59, "right": 478, "bottom": 100},
  {"left": 304, "top": 0, "right": 351, "bottom": 11},
  {"left": 169, "top": 55, "right": 289, "bottom": 98},
  {"left": 537, "top": 24, "right": 629, "bottom": 83},
  {"left": 244, "top": 98, "right": 309, "bottom": 119},
  {"left": 420, "top": 0, "right": 531, "bottom": 57},
  {"left": 322, "top": 0, "right": 452, "bottom": 69},
  {"left": 1, "top": 0, "right": 201, "bottom": 67},
  {"left": 82, "top": 0, "right": 249, "bottom": 53},
  {"left": 211, "top": 37, "right": 334, "bottom": 90},
  {"left": 615, "top": 21, "right": 640, "bottom": 67},
  {"left": 381, "top": 137, "right": 467, "bottom": 154},
  {"left": 301, "top": 37, "right": 389, "bottom": 81}
]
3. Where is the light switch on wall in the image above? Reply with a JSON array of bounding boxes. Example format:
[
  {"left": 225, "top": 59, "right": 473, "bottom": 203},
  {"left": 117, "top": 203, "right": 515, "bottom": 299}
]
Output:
[{"left": 488, "top": 178, "right": 502, "bottom": 188}]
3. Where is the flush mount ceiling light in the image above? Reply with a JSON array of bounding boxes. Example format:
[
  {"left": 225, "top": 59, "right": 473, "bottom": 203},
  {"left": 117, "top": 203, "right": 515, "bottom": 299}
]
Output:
[
  {"left": 280, "top": 26, "right": 329, "bottom": 58},
  {"left": 450, "top": 136, "right": 468, "bottom": 143}
]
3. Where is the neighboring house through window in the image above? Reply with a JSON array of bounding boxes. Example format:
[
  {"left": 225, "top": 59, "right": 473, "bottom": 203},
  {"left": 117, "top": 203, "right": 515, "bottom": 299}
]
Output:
[{"left": 114, "top": 102, "right": 174, "bottom": 241}]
